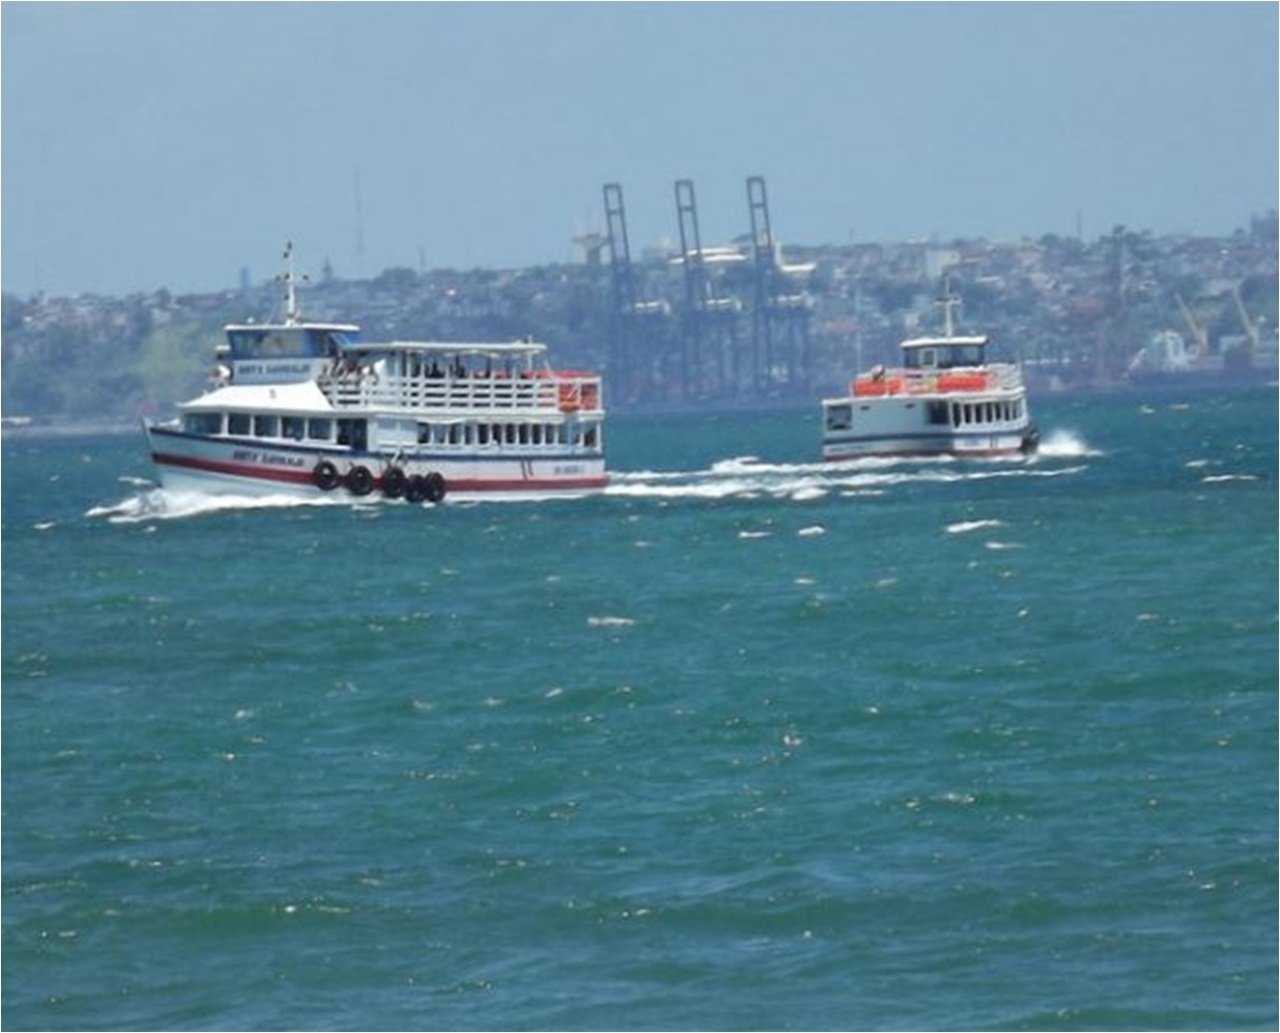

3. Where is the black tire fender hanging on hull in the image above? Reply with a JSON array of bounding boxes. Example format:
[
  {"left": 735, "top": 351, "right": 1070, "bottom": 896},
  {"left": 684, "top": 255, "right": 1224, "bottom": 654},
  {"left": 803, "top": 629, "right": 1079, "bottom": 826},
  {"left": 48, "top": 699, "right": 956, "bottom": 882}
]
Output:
[
  {"left": 313, "top": 460, "right": 341, "bottom": 491},
  {"left": 344, "top": 465, "right": 374, "bottom": 496},
  {"left": 381, "top": 465, "right": 408, "bottom": 499},
  {"left": 405, "top": 472, "right": 447, "bottom": 504}
]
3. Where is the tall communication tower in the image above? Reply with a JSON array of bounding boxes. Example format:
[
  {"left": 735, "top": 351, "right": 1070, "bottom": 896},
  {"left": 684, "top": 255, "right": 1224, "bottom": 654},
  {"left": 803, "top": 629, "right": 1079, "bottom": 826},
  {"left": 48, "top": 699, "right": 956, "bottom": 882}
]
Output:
[
  {"left": 1106, "top": 224, "right": 1130, "bottom": 380},
  {"left": 353, "top": 166, "right": 367, "bottom": 279}
]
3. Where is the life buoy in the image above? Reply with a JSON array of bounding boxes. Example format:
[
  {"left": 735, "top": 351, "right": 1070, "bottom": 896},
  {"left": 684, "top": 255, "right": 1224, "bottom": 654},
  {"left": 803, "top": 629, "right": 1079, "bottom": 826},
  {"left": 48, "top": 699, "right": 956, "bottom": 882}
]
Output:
[
  {"left": 345, "top": 465, "right": 374, "bottom": 496},
  {"left": 424, "top": 472, "right": 447, "bottom": 504},
  {"left": 558, "top": 382, "right": 582, "bottom": 412},
  {"left": 405, "top": 474, "right": 429, "bottom": 504},
  {"left": 313, "top": 460, "right": 341, "bottom": 491},
  {"left": 381, "top": 465, "right": 407, "bottom": 499}
]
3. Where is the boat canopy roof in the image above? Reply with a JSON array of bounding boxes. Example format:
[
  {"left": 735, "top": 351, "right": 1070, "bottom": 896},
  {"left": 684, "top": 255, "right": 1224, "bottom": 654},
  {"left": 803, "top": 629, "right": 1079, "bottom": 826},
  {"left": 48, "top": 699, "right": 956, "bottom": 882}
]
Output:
[
  {"left": 343, "top": 340, "right": 548, "bottom": 358},
  {"left": 901, "top": 334, "right": 989, "bottom": 350},
  {"left": 225, "top": 321, "right": 360, "bottom": 334},
  {"left": 182, "top": 381, "right": 332, "bottom": 414}
]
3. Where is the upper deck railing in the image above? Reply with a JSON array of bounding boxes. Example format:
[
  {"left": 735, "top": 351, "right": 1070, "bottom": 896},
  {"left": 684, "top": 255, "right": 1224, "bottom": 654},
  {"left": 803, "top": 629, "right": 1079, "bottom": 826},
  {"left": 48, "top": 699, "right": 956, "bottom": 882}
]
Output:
[
  {"left": 319, "top": 370, "right": 603, "bottom": 414},
  {"left": 850, "top": 363, "right": 1023, "bottom": 398}
]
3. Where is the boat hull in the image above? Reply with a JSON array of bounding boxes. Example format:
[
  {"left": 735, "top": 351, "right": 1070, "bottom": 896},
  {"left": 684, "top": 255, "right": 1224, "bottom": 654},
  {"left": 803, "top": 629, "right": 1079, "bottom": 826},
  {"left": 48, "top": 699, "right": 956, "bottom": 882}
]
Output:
[
  {"left": 822, "top": 427, "right": 1037, "bottom": 461},
  {"left": 822, "top": 383, "right": 1037, "bottom": 461},
  {"left": 146, "top": 425, "right": 608, "bottom": 499}
]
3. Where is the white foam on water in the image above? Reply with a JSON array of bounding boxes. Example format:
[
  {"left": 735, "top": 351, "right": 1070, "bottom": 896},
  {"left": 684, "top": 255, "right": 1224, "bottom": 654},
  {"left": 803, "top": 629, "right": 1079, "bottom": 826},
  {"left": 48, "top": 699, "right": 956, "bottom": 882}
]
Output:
[
  {"left": 1036, "top": 429, "right": 1100, "bottom": 458},
  {"left": 945, "top": 519, "right": 1006, "bottom": 535},
  {"left": 788, "top": 486, "right": 828, "bottom": 502},
  {"left": 93, "top": 443, "right": 1095, "bottom": 523},
  {"left": 606, "top": 450, "right": 1090, "bottom": 505},
  {"left": 85, "top": 487, "right": 345, "bottom": 524},
  {"left": 587, "top": 616, "right": 636, "bottom": 628}
]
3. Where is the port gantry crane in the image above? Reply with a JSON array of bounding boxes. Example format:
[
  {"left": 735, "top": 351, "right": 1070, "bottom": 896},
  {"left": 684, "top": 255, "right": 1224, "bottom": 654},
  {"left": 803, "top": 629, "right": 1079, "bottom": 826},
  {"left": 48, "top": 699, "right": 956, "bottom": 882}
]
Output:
[
  {"left": 673, "top": 178, "right": 742, "bottom": 400},
  {"left": 746, "top": 175, "right": 813, "bottom": 394},
  {"left": 603, "top": 182, "right": 673, "bottom": 404},
  {"left": 602, "top": 182, "right": 637, "bottom": 397}
]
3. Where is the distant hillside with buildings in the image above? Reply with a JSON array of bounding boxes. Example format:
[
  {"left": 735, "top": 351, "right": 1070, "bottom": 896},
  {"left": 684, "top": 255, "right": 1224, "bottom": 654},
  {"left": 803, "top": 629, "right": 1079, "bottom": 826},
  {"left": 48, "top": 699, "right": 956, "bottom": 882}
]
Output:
[{"left": 3, "top": 214, "right": 1276, "bottom": 427}]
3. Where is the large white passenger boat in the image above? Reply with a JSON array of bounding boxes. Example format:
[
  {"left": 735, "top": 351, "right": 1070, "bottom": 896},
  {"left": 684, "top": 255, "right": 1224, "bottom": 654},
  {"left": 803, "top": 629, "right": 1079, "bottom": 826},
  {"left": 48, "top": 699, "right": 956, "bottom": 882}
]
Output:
[
  {"left": 146, "top": 251, "right": 607, "bottom": 501},
  {"left": 821, "top": 290, "right": 1038, "bottom": 460}
]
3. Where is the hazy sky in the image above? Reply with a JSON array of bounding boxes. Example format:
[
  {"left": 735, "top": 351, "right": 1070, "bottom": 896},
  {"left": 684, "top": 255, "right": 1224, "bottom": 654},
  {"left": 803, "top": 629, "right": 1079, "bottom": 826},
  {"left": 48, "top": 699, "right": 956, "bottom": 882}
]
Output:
[{"left": 3, "top": 2, "right": 1276, "bottom": 297}]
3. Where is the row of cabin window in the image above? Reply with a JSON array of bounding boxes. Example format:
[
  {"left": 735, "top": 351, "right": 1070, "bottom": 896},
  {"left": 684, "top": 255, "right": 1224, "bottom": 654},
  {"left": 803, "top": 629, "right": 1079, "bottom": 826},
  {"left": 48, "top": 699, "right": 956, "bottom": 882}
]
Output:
[
  {"left": 419, "top": 421, "right": 599, "bottom": 448},
  {"left": 184, "top": 412, "right": 339, "bottom": 441},
  {"left": 182, "top": 411, "right": 599, "bottom": 449},
  {"left": 927, "top": 399, "right": 1023, "bottom": 427}
]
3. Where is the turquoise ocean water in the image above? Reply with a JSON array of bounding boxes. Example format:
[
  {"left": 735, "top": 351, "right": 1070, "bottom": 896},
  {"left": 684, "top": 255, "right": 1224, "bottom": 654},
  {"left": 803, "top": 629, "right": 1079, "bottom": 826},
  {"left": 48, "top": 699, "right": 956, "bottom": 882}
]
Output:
[{"left": 3, "top": 389, "right": 1277, "bottom": 1031}]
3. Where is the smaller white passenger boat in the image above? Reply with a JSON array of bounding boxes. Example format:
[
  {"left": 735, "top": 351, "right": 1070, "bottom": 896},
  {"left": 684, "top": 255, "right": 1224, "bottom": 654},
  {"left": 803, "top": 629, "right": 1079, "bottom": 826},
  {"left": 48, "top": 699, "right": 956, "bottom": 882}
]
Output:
[
  {"left": 821, "top": 288, "right": 1038, "bottom": 460},
  {"left": 145, "top": 247, "right": 607, "bottom": 502}
]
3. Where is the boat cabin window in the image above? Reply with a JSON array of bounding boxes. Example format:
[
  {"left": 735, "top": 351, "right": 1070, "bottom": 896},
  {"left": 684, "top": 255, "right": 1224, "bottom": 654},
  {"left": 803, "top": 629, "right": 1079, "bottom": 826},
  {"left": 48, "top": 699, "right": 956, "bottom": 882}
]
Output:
[
  {"left": 184, "top": 412, "right": 224, "bottom": 436},
  {"left": 254, "top": 414, "right": 279, "bottom": 438},
  {"left": 943, "top": 344, "right": 985, "bottom": 368},
  {"left": 227, "top": 327, "right": 353, "bottom": 360},
  {"left": 308, "top": 418, "right": 333, "bottom": 441},
  {"left": 336, "top": 418, "right": 367, "bottom": 450},
  {"left": 826, "top": 404, "right": 853, "bottom": 431},
  {"left": 927, "top": 401, "right": 949, "bottom": 426},
  {"left": 281, "top": 416, "right": 305, "bottom": 441},
  {"left": 412, "top": 419, "right": 581, "bottom": 449},
  {"left": 905, "top": 343, "right": 987, "bottom": 370}
]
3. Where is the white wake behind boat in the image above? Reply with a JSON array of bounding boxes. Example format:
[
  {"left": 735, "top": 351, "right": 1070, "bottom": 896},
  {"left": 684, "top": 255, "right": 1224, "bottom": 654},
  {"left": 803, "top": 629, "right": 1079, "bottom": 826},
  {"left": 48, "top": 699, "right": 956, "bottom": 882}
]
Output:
[
  {"left": 145, "top": 247, "right": 607, "bottom": 502},
  {"left": 821, "top": 288, "right": 1038, "bottom": 460}
]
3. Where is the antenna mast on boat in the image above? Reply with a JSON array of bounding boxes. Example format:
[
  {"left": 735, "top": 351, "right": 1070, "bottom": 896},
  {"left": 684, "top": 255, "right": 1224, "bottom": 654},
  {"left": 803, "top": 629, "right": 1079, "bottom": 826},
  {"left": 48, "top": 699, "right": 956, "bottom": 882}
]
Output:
[
  {"left": 278, "top": 240, "right": 309, "bottom": 325},
  {"left": 937, "top": 276, "right": 960, "bottom": 338}
]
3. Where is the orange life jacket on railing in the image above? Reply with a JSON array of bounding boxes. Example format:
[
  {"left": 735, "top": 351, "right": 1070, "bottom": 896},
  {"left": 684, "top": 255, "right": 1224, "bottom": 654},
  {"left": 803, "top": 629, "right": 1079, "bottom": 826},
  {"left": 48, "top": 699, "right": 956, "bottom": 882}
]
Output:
[
  {"left": 936, "top": 371, "right": 990, "bottom": 392},
  {"left": 852, "top": 376, "right": 906, "bottom": 397}
]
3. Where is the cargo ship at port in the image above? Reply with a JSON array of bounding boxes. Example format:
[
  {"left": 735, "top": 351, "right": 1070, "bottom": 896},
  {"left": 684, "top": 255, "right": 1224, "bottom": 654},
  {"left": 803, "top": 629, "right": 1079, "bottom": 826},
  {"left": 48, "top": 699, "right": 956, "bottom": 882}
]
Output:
[{"left": 145, "top": 247, "right": 607, "bottom": 501}]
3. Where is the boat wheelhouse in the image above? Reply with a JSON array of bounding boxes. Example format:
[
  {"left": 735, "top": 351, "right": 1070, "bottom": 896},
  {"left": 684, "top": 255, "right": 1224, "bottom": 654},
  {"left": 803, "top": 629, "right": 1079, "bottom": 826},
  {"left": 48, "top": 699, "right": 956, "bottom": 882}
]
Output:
[
  {"left": 821, "top": 289, "right": 1038, "bottom": 461},
  {"left": 145, "top": 249, "right": 607, "bottom": 501}
]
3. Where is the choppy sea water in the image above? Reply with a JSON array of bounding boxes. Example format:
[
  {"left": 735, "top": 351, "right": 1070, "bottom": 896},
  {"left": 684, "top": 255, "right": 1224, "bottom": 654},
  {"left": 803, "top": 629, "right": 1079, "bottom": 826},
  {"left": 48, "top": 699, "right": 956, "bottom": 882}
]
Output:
[{"left": 3, "top": 390, "right": 1276, "bottom": 1031}]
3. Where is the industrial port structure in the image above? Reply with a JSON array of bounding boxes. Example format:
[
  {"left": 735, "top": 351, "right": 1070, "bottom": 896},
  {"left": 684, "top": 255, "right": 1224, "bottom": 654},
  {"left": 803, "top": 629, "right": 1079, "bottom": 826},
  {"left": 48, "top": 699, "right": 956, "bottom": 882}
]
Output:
[
  {"left": 599, "top": 176, "right": 816, "bottom": 405},
  {"left": 3, "top": 193, "right": 1276, "bottom": 426}
]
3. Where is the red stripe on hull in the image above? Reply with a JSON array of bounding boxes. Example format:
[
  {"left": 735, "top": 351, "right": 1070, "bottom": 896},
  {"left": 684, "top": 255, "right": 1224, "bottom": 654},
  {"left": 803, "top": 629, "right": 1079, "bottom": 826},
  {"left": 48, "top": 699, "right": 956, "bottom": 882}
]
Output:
[
  {"left": 152, "top": 452, "right": 608, "bottom": 492},
  {"left": 153, "top": 451, "right": 313, "bottom": 485}
]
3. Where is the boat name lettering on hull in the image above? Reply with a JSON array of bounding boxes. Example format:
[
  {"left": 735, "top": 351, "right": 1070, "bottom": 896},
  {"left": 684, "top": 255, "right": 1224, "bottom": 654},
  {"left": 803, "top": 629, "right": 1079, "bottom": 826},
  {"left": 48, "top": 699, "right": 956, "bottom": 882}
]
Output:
[
  {"left": 231, "top": 449, "right": 306, "bottom": 469},
  {"left": 238, "top": 361, "right": 315, "bottom": 379}
]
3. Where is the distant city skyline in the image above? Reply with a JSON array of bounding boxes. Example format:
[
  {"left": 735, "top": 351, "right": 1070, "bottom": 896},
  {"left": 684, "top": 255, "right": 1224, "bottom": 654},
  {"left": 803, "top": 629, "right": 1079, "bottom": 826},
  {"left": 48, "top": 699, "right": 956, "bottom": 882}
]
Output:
[{"left": 3, "top": 2, "right": 1276, "bottom": 297}]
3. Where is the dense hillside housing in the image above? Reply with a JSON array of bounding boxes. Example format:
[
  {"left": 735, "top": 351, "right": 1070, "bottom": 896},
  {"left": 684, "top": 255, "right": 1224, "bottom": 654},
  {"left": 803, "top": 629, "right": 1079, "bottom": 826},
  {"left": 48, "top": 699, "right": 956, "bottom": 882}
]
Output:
[{"left": 3, "top": 213, "right": 1276, "bottom": 425}]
